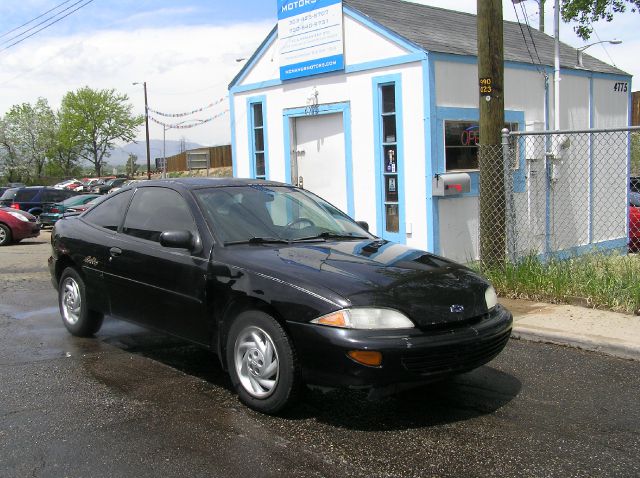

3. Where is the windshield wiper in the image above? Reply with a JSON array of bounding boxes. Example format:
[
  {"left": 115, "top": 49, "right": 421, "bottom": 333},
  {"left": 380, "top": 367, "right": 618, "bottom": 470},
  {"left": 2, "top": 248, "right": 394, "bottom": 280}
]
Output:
[
  {"left": 294, "top": 232, "right": 370, "bottom": 241},
  {"left": 224, "top": 236, "right": 290, "bottom": 246}
]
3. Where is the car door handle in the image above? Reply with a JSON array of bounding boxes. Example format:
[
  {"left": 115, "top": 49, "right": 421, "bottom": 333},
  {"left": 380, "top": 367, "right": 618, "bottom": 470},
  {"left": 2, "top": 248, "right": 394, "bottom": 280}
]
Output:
[{"left": 109, "top": 247, "right": 122, "bottom": 257}]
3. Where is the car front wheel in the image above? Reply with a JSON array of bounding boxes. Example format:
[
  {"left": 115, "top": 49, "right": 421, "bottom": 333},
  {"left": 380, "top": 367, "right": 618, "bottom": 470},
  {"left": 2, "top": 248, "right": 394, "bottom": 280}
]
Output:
[
  {"left": 226, "top": 310, "right": 301, "bottom": 414},
  {"left": 58, "top": 267, "right": 104, "bottom": 337},
  {"left": 0, "top": 224, "right": 12, "bottom": 246}
]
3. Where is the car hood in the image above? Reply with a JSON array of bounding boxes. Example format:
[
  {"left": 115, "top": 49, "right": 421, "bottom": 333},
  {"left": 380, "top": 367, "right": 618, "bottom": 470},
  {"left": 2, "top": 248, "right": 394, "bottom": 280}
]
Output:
[{"left": 217, "top": 240, "right": 491, "bottom": 327}]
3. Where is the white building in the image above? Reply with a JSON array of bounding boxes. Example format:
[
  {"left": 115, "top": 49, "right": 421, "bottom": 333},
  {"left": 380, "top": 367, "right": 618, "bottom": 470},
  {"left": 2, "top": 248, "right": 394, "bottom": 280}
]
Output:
[{"left": 229, "top": 0, "right": 632, "bottom": 262}]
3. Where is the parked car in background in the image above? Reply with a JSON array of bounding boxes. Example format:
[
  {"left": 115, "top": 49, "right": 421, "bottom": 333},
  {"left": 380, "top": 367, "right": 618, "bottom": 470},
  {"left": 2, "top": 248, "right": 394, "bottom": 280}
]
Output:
[
  {"left": 0, "top": 207, "right": 40, "bottom": 245},
  {"left": 0, "top": 188, "right": 20, "bottom": 207},
  {"left": 38, "top": 194, "right": 101, "bottom": 228},
  {"left": 629, "top": 191, "right": 640, "bottom": 252},
  {"left": 49, "top": 178, "right": 512, "bottom": 414},
  {"left": 65, "top": 196, "right": 102, "bottom": 214},
  {"left": 53, "top": 179, "right": 80, "bottom": 190},
  {"left": 107, "top": 179, "right": 146, "bottom": 194},
  {"left": 8, "top": 186, "right": 78, "bottom": 216},
  {"left": 92, "top": 178, "right": 128, "bottom": 195}
]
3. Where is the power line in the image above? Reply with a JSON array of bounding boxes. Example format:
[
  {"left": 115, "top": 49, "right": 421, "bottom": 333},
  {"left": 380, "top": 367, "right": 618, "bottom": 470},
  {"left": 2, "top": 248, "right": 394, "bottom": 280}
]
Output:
[
  {"left": 0, "top": 0, "right": 75, "bottom": 39},
  {"left": 0, "top": 0, "right": 96, "bottom": 53},
  {"left": 520, "top": 2, "right": 544, "bottom": 68},
  {"left": 1, "top": 0, "right": 88, "bottom": 47},
  {"left": 593, "top": 28, "right": 618, "bottom": 67},
  {"left": 512, "top": 1, "right": 545, "bottom": 76}
]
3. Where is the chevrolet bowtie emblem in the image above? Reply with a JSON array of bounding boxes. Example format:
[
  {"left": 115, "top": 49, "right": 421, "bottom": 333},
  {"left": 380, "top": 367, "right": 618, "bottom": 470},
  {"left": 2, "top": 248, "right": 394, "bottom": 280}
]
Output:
[{"left": 450, "top": 305, "right": 465, "bottom": 313}]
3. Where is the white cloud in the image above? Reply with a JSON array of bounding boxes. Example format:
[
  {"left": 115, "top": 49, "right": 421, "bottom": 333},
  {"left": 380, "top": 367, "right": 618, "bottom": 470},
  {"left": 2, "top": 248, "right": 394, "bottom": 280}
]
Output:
[{"left": 0, "top": 21, "right": 274, "bottom": 146}]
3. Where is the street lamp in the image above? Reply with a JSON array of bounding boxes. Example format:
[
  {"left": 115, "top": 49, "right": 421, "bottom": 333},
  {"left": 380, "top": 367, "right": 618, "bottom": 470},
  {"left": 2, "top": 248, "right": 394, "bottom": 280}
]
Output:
[
  {"left": 576, "top": 39, "right": 622, "bottom": 68},
  {"left": 132, "top": 81, "right": 152, "bottom": 180}
]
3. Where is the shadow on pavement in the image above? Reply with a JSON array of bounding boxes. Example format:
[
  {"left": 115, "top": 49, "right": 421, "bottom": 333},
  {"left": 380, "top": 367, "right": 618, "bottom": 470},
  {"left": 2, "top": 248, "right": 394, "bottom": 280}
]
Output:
[{"left": 89, "top": 317, "right": 521, "bottom": 432}]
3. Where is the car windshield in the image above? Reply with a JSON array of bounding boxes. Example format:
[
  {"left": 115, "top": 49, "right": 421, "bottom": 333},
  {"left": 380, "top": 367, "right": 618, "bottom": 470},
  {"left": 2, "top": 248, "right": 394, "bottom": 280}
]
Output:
[
  {"left": 194, "top": 185, "right": 372, "bottom": 244},
  {"left": 61, "top": 195, "right": 92, "bottom": 206}
]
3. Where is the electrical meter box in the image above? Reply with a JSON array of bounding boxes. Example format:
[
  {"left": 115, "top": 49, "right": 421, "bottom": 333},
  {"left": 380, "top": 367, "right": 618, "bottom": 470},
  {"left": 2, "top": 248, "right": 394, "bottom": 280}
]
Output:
[{"left": 432, "top": 173, "right": 471, "bottom": 196}]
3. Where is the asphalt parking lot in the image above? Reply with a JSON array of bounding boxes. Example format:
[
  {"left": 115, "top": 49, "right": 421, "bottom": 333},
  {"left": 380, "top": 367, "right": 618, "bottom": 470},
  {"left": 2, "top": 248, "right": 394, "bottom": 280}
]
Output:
[{"left": 1, "top": 231, "right": 639, "bottom": 478}]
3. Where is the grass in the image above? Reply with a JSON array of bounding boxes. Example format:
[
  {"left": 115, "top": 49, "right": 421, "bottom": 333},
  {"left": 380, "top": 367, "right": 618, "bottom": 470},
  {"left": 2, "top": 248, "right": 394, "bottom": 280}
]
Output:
[{"left": 476, "top": 252, "right": 640, "bottom": 315}]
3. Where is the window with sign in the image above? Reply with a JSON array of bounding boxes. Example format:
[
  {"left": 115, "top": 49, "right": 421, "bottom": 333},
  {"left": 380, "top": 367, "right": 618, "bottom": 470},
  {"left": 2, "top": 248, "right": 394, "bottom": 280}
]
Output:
[
  {"left": 444, "top": 121, "right": 518, "bottom": 171},
  {"left": 380, "top": 84, "right": 399, "bottom": 234}
]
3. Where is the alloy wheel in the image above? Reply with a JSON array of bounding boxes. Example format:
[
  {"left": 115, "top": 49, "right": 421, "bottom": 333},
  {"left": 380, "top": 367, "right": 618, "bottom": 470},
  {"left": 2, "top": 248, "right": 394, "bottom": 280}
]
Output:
[
  {"left": 234, "top": 326, "right": 279, "bottom": 398},
  {"left": 61, "top": 277, "right": 82, "bottom": 325}
]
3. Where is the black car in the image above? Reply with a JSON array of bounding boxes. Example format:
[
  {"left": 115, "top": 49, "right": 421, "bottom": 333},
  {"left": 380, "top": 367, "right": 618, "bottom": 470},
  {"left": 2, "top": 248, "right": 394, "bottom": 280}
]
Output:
[
  {"left": 49, "top": 178, "right": 512, "bottom": 414},
  {"left": 91, "top": 178, "right": 128, "bottom": 195},
  {"left": 8, "top": 186, "right": 78, "bottom": 216}
]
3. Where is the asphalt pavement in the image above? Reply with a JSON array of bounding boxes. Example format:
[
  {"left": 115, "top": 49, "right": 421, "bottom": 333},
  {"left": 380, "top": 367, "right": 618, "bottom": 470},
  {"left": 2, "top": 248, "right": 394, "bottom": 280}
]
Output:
[{"left": 1, "top": 232, "right": 639, "bottom": 477}]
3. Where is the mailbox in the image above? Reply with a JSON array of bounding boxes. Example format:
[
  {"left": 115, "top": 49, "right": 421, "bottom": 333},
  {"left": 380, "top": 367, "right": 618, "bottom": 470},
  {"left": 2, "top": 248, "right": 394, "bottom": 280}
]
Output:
[{"left": 432, "top": 173, "right": 471, "bottom": 196}]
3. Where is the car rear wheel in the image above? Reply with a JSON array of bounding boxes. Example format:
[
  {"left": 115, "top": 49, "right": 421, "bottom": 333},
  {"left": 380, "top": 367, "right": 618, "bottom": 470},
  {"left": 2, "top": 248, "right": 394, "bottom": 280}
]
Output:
[
  {"left": 58, "top": 267, "right": 104, "bottom": 337},
  {"left": 0, "top": 224, "right": 11, "bottom": 246},
  {"left": 226, "top": 310, "right": 301, "bottom": 414}
]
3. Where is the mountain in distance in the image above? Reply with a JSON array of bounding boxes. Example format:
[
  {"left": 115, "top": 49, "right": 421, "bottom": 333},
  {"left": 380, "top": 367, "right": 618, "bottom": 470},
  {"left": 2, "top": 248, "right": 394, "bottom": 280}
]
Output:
[{"left": 106, "top": 139, "right": 205, "bottom": 165}]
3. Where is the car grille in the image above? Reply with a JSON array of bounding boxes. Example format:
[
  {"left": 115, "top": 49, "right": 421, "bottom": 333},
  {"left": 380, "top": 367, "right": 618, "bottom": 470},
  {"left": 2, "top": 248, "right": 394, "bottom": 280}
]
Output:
[{"left": 400, "top": 329, "right": 511, "bottom": 375}]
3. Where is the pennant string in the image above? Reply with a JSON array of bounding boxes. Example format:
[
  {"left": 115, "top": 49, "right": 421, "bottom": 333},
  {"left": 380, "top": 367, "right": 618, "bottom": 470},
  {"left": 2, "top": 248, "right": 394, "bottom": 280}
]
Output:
[
  {"left": 147, "top": 96, "right": 227, "bottom": 117},
  {"left": 149, "top": 110, "right": 229, "bottom": 129}
]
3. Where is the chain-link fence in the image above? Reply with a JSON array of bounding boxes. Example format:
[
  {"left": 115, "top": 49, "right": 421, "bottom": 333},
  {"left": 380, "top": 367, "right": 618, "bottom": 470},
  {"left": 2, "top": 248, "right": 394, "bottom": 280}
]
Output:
[{"left": 478, "top": 126, "right": 640, "bottom": 266}]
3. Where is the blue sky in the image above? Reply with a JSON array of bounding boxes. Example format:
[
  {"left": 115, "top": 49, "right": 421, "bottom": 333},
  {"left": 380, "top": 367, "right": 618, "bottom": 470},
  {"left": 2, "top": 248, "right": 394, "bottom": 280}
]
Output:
[{"left": 0, "top": 1, "right": 637, "bottom": 147}]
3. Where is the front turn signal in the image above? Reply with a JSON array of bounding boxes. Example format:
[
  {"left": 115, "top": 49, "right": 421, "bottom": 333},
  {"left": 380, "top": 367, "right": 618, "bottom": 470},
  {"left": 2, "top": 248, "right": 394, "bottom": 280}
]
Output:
[{"left": 348, "top": 350, "right": 382, "bottom": 367}]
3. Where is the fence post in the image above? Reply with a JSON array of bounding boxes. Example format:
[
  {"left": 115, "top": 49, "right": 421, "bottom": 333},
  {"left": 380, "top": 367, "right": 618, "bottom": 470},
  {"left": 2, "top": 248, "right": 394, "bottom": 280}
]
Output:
[{"left": 502, "top": 128, "right": 516, "bottom": 263}]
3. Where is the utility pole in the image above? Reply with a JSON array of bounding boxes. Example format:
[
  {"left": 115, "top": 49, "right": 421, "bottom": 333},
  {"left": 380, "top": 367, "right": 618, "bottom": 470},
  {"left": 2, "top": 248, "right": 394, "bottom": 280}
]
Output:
[
  {"left": 554, "top": 0, "right": 560, "bottom": 130},
  {"left": 477, "top": 0, "right": 506, "bottom": 265},
  {"left": 539, "top": 0, "right": 545, "bottom": 33},
  {"left": 142, "top": 82, "right": 151, "bottom": 179}
]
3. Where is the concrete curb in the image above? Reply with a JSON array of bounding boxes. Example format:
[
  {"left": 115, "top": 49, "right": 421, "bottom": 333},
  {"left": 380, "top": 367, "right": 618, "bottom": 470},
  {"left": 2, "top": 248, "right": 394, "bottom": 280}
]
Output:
[{"left": 512, "top": 326, "right": 640, "bottom": 362}]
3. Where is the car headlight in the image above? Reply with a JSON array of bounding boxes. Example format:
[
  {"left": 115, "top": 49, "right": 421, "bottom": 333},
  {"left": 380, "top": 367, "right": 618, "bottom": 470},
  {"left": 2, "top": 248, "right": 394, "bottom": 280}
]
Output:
[
  {"left": 485, "top": 286, "right": 498, "bottom": 310},
  {"left": 7, "top": 211, "right": 28, "bottom": 222},
  {"left": 311, "top": 308, "right": 415, "bottom": 330}
]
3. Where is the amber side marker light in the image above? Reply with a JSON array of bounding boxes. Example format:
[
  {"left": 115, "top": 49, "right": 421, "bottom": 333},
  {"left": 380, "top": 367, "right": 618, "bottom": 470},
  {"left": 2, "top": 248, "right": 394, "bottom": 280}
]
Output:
[{"left": 348, "top": 350, "right": 383, "bottom": 367}]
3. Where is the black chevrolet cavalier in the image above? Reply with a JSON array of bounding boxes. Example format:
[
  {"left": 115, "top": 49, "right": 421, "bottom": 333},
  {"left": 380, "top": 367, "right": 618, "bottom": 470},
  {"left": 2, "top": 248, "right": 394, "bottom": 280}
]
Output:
[{"left": 49, "top": 178, "right": 512, "bottom": 414}]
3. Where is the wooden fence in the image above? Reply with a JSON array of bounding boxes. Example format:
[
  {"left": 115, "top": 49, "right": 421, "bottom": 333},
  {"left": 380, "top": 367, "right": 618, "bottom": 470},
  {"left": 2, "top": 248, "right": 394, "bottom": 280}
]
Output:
[{"left": 162, "top": 145, "right": 232, "bottom": 172}]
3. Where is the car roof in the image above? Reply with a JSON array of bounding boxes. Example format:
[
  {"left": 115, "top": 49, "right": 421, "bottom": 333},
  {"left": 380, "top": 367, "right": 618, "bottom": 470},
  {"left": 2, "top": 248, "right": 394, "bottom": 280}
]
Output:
[{"left": 134, "top": 177, "right": 290, "bottom": 189}]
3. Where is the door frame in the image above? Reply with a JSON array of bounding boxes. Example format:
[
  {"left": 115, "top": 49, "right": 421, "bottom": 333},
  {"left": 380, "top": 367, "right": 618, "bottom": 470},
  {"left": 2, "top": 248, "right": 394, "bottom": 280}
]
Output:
[{"left": 282, "top": 102, "right": 355, "bottom": 218}]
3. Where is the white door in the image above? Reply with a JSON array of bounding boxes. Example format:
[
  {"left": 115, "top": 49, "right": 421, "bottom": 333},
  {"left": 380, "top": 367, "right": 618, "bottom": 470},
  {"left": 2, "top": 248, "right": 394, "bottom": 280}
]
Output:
[{"left": 293, "top": 113, "right": 348, "bottom": 212}]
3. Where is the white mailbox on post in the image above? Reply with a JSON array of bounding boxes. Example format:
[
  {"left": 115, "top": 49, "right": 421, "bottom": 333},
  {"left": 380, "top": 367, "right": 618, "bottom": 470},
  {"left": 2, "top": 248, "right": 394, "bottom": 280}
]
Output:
[{"left": 432, "top": 173, "right": 471, "bottom": 196}]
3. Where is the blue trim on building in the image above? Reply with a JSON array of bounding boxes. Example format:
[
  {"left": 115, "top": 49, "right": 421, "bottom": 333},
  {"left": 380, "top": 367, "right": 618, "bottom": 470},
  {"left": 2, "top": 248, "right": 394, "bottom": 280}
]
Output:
[
  {"left": 281, "top": 102, "right": 355, "bottom": 218},
  {"left": 424, "top": 55, "right": 437, "bottom": 253},
  {"left": 246, "top": 95, "right": 269, "bottom": 180},
  {"left": 550, "top": 238, "right": 627, "bottom": 261},
  {"left": 372, "top": 73, "right": 406, "bottom": 244},
  {"left": 428, "top": 51, "right": 631, "bottom": 82},
  {"left": 345, "top": 52, "right": 426, "bottom": 74},
  {"left": 230, "top": 92, "right": 238, "bottom": 178}
]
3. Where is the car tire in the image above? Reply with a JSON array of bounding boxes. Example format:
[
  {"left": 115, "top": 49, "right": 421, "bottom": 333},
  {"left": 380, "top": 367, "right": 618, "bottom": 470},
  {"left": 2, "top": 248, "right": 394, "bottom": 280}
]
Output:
[
  {"left": 58, "top": 267, "right": 104, "bottom": 337},
  {"left": 226, "top": 310, "right": 302, "bottom": 414},
  {"left": 0, "top": 224, "right": 12, "bottom": 246}
]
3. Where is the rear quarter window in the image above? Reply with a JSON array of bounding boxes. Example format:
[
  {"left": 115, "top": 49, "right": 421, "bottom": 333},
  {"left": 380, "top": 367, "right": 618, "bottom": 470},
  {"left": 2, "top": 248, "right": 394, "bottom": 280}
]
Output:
[{"left": 83, "top": 190, "right": 133, "bottom": 231}]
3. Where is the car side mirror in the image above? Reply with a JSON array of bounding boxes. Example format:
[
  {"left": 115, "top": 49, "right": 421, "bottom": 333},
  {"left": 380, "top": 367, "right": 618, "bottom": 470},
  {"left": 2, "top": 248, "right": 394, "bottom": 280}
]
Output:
[
  {"left": 356, "top": 221, "right": 369, "bottom": 232},
  {"left": 160, "top": 230, "right": 198, "bottom": 250}
]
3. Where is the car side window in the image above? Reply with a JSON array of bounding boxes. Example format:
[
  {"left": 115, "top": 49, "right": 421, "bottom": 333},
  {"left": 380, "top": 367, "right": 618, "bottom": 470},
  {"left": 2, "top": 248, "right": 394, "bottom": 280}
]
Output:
[
  {"left": 122, "top": 187, "right": 196, "bottom": 243},
  {"left": 83, "top": 190, "right": 133, "bottom": 231}
]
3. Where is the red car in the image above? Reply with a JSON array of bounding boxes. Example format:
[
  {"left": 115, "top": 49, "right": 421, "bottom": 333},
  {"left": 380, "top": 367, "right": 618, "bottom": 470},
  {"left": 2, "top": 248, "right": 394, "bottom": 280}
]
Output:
[
  {"left": 0, "top": 207, "right": 40, "bottom": 246},
  {"left": 630, "top": 192, "right": 640, "bottom": 252}
]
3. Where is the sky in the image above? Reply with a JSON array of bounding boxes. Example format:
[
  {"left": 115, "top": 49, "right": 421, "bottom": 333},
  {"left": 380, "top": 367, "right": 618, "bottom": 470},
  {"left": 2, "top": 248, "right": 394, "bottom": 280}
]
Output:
[{"left": 0, "top": 0, "right": 637, "bottom": 149}]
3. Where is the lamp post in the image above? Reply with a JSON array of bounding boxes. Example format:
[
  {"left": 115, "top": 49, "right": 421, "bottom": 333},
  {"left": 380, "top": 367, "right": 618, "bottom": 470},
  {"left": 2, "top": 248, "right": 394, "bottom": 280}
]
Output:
[
  {"left": 576, "top": 39, "right": 622, "bottom": 68},
  {"left": 132, "top": 81, "right": 152, "bottom": 179}
]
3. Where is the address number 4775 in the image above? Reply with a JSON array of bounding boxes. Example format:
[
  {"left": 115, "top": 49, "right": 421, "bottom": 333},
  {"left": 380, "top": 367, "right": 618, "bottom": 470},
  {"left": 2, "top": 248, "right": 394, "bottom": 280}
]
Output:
[{"left": 614, "top": 82, "right": 628, "bottom": 92}]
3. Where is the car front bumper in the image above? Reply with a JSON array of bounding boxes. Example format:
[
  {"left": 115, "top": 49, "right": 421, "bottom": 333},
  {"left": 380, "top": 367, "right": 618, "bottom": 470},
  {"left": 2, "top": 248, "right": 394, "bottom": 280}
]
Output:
[
  {"left": 11, "top": 220, "right": 41, "bottom": 241},
  {"left": 287, "top": 304, "right": 513, "bottom": 389}
]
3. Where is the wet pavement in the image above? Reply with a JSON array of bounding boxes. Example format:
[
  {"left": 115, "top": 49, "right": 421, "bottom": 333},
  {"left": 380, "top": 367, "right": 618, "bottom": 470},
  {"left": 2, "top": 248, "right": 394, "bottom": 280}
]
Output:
[{"left": 1, "top": 234, "right": 639, "bottom": 477}]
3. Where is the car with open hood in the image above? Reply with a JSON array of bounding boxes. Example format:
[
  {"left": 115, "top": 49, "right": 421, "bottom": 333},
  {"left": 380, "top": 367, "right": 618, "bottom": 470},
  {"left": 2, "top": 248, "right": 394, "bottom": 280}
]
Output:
[{"left": 49, "top": 178, "right": 512, "bottom": 414}]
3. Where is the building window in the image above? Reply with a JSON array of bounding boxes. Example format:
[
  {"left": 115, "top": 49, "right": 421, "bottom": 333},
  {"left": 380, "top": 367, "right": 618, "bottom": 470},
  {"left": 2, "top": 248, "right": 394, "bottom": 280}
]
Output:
[
  {"left": 250, "top": 102, "right": 266, "bottom": 179},
  {"left": 444, "top": 121, "right": 518, "bottom": 171},
  {"left": 380, "top": 84, "right": 399, "bottom": 233}
]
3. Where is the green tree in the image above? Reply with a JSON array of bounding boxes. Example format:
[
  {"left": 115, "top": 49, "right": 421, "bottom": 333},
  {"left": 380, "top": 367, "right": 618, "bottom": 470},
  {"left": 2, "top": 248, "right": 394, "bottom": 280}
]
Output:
[
  {"left": 1, "top": 98, "right": 56, "bottom": 180},
  {"left": 562, "top": 0, "right": 640, "bottom": 39},
  {"left": 125, "top": 153, "right": 139, "bottom": 177},
  {"left": 59, "top": 86, "right": 143, "bottom": 176}
]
